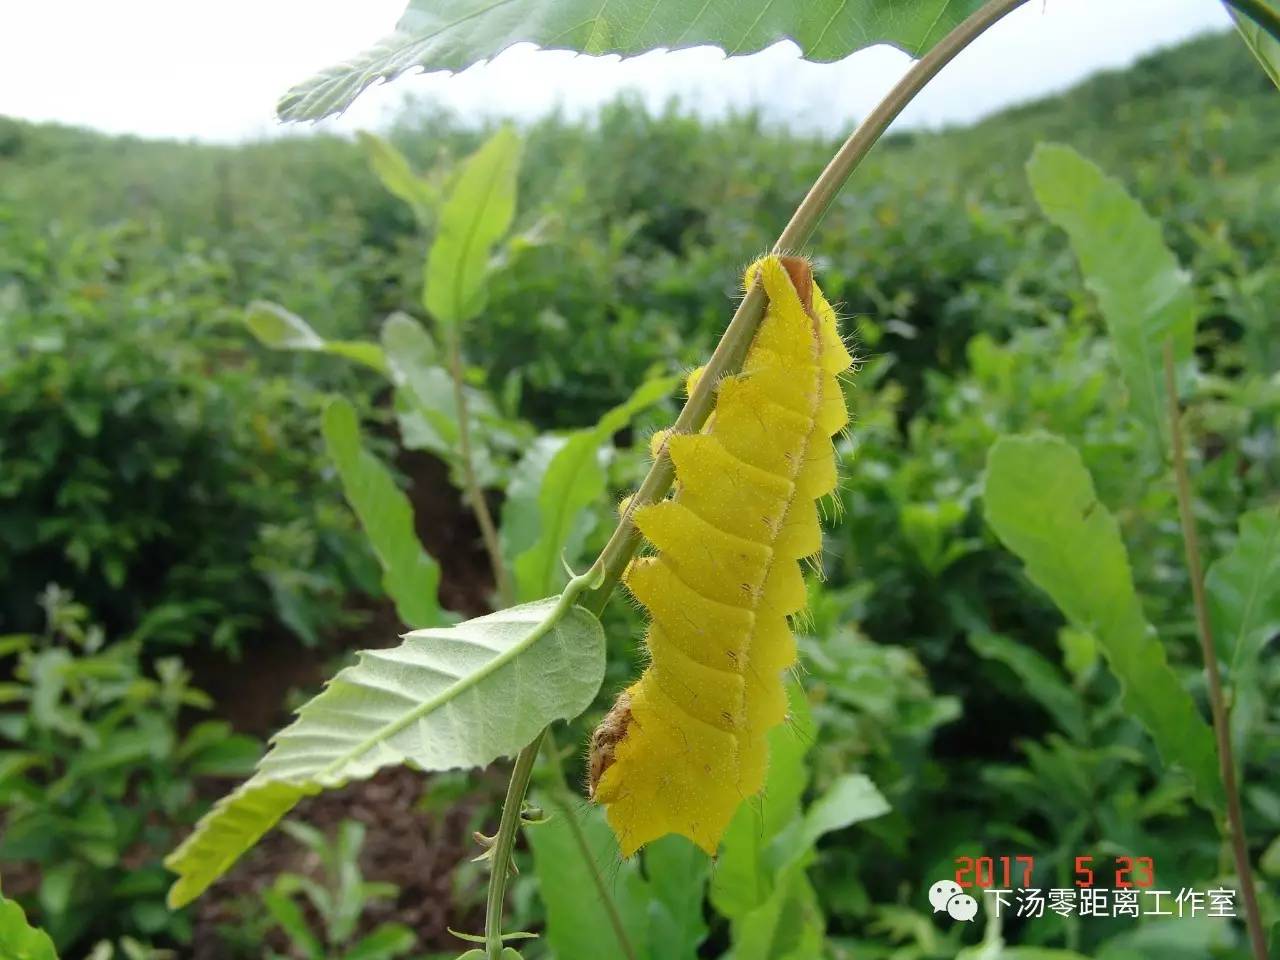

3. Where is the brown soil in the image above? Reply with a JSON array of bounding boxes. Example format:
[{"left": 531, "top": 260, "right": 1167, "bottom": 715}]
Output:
[
  {"left": 192, "top": 766, "right": 504, "bottom": 959},
  {"left": 187, "top": 443, "right": 508, "bottom": 957}
]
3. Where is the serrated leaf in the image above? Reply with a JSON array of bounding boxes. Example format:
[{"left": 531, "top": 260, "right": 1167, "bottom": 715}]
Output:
[
  {"left": 165, "top": 597, "right": 606, "bottom": 907},
  {"left": 983, "top": 433, "right": 1221, "bottom": 811},
  {"left": 1027, "top": 143, "right": 1195, "bottom": 450},
  {"left": 359, "top": 131, "right": 438, "bottom": 222},
  {"left": 507, "top": 376, "right": 676, "bottom": 601},
  {"left": 322, "top": 397, "right": 444, "bottom": 629},
  {"left": 245, "top": 301, "right": 388, "bottom": 374},
  {"left": 278, "top": 0, "right": 986, "bottom": 122},
  {"left": 1229, "top": 1, "right": 1280, "bottom": 89},
  {"left": 424, "top": 127, "right": 521, "bottom": 328}
]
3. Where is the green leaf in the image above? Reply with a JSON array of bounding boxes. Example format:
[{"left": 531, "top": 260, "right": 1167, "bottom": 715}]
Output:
[
  {"left": 525, "top": 796, "right": 651, "bottom": 960},
  {"left": 0, "top": 894, "right": 58, "bottom": 960},
  {"left": 507, "top": 376, "right": 675, "bottom": 601},
  {"left": 359, "top": 132, "right": 438, "bottom": 222},
  {"left": 799, "top": 773, "right": 890, "bottom": 848},
  {"left": 343, "top": 923, "right": 417, "bottom": 960},
  {"left": 1205, "top": 504, "right": 1280, "bottom": 754},
  {"left": 245, "top": 301, "right": 388, "bottom": 374},
  {"left": 1027, "top": 143, "right": 1195, "bottom": 449},
  {"left": 424, "top": 127, "right": 521, "bottom": 328},
  {"left": 726, "top": 857, "right": 824, "bottom": 960},
  {"left": 644, "top": 835, "right": 710, "bottom": 960},
  {"left": 1229, "top": 2, "right": 1280, "bottom": 89},
  {"left": 278, "top": 0, "right": 985, "bottom": 122},
  {"left": 1207, "top": 504, "right": 1280, "bottom": 674},
  {"left": 165, "top": 596, "right": 606, "bottom": 907},
  {"left": 263, "top": 889, "right": 324, "bottom": 960},
  {"left": 322, "top": 397, "right": 444, "bottom": 629},
  {"left": 968, "top": 632, "right": 1088, "bottom": 741},
  {"left": 983, "top": 433, "right": 1221, "bottom": 811},
  {"left": 711, "top": 684, "right": 813, "bottom": 919}
]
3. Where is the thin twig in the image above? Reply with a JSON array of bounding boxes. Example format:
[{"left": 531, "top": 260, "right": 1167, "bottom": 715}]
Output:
[
  {"left": 1162, "top": 342, "right": 1267, "bottom": 960},
  {"left": 447, "top": 333, "right": 516, "bottom": 607}
]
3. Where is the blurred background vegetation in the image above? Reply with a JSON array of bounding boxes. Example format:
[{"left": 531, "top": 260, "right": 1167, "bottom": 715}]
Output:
[{"left": 0, "top": 28, "right": 1276, "bottom": 959}]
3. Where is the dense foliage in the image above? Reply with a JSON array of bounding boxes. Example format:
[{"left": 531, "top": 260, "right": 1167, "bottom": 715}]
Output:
[{"left": 0, "top": 29, "right": 1276, "bottom": 958}]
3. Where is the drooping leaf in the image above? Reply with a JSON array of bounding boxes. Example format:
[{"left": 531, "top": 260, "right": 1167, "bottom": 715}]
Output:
[
  {"left": 968, "top": 632, "right": 1088, "bottom": 741},
  {"left": 0, "top": 894, "right": 58, "bottom": 960},
  {"left": 983, "top": 433, "right": 1221, "bottom": 811},
  {"left": 359, "top": 131, "right": 439, "bottom": 222},
  {"left": 322, "top": 397, "right": 444, "bottom": 629},
  {"left": 245, "top": 301, "right": 388, "bottom": 374},
  {"left": 507, "top": 376, "right": 676, "bottom": 601},
  {"left": 525, "top": 795, "right": 651, "bottom": 960},
  {"left": 1229, "top": 1, "right": 1280, "bottom": 89},
  {"left": 278, "top": 0, "right": 986, "bottom": 122},
  {"left": 1027, "top": 143, "right": 1195, "bottom": 449},
  {"left": 1205, "top": 504, "right": 1280, "bottom": 755},
  {"left": 165, "top": 597, "right": 606, "bottom": 907},
  {"left": 424, "top": 127, "right": 521, "bottom": 329}
]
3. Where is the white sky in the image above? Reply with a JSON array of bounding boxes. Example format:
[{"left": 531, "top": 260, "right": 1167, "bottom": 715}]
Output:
[{"left": 0, "top": 0, "right": 1234, "bottom": 142}]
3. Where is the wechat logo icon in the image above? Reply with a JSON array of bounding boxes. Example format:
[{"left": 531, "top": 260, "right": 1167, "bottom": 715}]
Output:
[{"left": 929, "top": 879, "right": 979, "bottom": 922}]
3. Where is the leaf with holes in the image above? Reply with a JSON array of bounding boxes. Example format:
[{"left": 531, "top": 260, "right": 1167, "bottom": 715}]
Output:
[
  {"left": 164, "top": 597, "right": 606, "bottom": 907},
  {"left": 277, "top": 0, "right": 986, "bottom": 122}
]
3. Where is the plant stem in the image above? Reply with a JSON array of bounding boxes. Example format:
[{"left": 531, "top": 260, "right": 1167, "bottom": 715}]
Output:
[
  {"left": 1162, "top": 343, "right": 1267, "bottom": 960},
  {"left": 484, "top": 731, "right": 543, "bottom": 960},
  {"left": 483, "top": 0, "right": 1031, "bottom": 948},
  {"left": 582, "top": 0, "right": 1031, "bottom": 611},
  {"left": 1225, "top": 0, "right": 1280, "bottom": 44},
  {"left": 447, "top": 332, "right": 516, "bottom": 607}
]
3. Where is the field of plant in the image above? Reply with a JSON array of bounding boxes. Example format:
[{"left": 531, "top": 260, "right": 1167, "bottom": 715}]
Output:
[{"left": 0, "top": 19, "right": 1277, "bottom": 960}]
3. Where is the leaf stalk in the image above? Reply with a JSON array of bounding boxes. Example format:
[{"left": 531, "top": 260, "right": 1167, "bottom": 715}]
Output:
[
  {"left": 1162, "top": 342, "right": 1266, "bottom": 960},
  {"left": 447, "top": 329, "right": 516, "bottom": 607}
]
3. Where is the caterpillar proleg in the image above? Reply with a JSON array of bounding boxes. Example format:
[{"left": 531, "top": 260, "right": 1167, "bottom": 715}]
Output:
[{"left": 590, "top": 254, "right": 852, "bottom": 856}]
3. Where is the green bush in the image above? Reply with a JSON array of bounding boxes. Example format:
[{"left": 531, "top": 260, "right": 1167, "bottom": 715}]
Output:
[{"left": 0, "top": 586, "right": 259, "bottom": 951}]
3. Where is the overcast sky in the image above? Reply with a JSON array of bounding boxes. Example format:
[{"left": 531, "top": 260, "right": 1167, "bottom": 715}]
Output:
[{"left": 0, "top": 0, "right": 1234, "bottom": 142}]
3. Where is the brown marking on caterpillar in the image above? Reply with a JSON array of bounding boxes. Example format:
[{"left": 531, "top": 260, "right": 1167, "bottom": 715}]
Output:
[
  {"left": 778, "top": 256, "right": 814, "bottom": 317},
  {"left": 588, "top": 692, "right": 633, "bottom": 799}
]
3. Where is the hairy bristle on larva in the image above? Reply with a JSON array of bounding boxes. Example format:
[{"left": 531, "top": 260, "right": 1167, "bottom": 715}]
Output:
[{"left": 588, "top": 255, "right": 853, "bottom": 856}]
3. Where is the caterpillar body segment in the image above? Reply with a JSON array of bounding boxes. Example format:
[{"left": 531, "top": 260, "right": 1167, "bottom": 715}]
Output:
[{"left": 589, "top": 255, "right": 852, "bottom": 856}]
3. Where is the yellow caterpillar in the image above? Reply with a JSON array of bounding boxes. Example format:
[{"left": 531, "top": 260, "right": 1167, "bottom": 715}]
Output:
[{"left": 589, "top": 254, "right": 852, "bottom": 856}]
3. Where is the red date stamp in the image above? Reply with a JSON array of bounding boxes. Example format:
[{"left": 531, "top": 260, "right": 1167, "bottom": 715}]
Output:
[{"left": 954, "top": 856, "right": 1156, "bottom": 889}]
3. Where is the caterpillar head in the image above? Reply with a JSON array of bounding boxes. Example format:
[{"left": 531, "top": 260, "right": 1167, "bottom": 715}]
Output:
[{"left": 587, "top": 691, "right": 633, "bottom": 800}]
